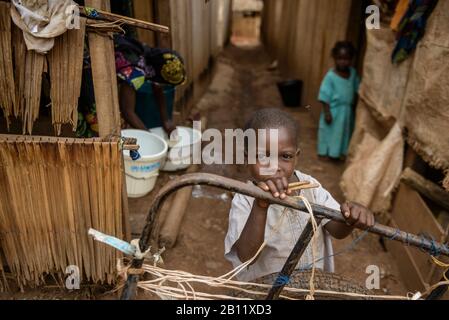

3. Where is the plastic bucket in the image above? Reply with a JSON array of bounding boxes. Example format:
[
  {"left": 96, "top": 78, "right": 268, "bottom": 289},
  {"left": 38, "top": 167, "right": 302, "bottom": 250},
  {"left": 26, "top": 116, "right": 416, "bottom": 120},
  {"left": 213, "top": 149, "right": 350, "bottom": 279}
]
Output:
[
  {"left": 121, "top": 129, "right": 168, "bottom": 198},
  {"left": 277, "top": 79, "right": 303, "bottom": 107},
  {"left": 150, "top": 126, "right": 202, "bottom": 172}
]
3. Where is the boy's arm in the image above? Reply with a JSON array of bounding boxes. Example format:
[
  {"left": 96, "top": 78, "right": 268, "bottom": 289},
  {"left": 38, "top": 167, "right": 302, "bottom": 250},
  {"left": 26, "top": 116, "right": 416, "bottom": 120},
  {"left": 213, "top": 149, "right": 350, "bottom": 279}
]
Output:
[
  {"left": 324, "top": 201, "right": 375, "bottom": 239},
  {"left": 234, "top": 178, "right": 290, "bottom": 263},
  {"left": 233, "top": 203, "right": 268, "bottom": 263},
  {"left": 324, "top": 221, "right": 354, "bottom": 239}
]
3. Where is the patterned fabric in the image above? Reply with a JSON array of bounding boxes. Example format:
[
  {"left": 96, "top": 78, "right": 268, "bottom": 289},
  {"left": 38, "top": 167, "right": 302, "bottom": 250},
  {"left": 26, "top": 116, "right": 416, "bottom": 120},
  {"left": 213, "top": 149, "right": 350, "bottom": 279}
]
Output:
[
  {"left": 144, "top": 49, "right": 186, "bottom": 86},
  {"left": 114, "top": 35, "right": 186, "bottom": 90},
  {"left": 115, "top": 51, "right": 152, "bottom": 92},
  {"left": 392, "top": 0, "right": 439, "bottom": 64},
  {"left": 83, "top": 6, "right": 99, "bottom": 18},
  {"left": 76, "top": 104, "right": 98, "bottom": 138},
  {"left": 390, "top": 0, "right": 410, "bottom": 31}
]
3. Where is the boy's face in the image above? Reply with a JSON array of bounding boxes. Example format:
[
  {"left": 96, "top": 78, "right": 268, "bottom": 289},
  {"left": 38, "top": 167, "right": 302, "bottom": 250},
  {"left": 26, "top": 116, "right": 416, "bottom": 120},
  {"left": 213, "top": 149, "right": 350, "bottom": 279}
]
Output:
[{"left": 249, "top": 127, "right": 298, "bottom": 182}]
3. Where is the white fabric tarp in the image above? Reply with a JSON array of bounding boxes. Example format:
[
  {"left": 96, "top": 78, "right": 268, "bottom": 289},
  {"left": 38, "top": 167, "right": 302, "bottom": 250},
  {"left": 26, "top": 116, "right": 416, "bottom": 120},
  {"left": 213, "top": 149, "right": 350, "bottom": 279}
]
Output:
[
  {"left": 358, "top": 28, "right": 412, "bottom": 125},
  {"left": 341, "top": 124, "right": 404, "bottom": 214},
  {"left": 348, "top": 100, "right": 391, "bottom": 159},
  {"left": 401, "top": 0, "right": 449, "bottom": 173}
]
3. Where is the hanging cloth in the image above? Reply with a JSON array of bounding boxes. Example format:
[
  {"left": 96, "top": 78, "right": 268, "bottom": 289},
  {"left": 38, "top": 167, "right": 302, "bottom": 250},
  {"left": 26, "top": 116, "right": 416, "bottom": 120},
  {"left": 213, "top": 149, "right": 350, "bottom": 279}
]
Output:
[
  {"left": 10, "top": 0, "right": 77, "bottom": 54},
  {"left": 390, "top": 0, "right": 410, "bottom": 32},
  {"left": 391, "top": 0, "right": 439, "bottom": 64}
]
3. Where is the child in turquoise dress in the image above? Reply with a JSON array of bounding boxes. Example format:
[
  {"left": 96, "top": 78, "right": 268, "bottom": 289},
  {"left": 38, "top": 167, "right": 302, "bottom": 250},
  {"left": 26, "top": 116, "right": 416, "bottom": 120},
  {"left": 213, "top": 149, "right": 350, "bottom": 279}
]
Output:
[{"left": 317, "top": 41, "right": 360, "bottom": 160}]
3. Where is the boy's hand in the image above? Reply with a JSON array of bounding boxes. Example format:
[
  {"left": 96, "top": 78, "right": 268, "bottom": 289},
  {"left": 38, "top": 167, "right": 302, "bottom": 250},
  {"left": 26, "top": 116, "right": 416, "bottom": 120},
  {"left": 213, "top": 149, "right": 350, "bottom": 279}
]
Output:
[
  {"left": 340, "top": 201, "right": 375, "bottom": 230},
  {"left": 255, "top": 178, "right": 292, "bottom": 208}
]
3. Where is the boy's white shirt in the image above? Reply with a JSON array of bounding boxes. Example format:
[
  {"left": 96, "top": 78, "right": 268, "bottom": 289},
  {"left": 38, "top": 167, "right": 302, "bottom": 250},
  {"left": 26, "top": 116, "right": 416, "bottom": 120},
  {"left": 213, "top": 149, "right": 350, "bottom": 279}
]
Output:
[{"left": 224, "top": 170, "right": 339, "bottom": 282}]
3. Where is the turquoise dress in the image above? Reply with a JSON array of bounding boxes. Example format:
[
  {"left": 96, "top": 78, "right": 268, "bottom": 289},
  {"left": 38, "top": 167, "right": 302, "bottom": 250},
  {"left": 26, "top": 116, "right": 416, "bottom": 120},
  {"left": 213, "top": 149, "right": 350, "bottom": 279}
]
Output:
[{"left": 317, "top": 67, "right": 360, "bottom": 158}]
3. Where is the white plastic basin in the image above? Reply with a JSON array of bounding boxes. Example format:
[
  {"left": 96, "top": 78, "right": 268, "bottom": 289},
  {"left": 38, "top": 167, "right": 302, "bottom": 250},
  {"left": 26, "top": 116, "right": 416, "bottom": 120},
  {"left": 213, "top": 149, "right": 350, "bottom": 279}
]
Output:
[
  {"left": 121, "top": 129, "right": 168, "bottom": 198},
  {"left": 150, "top": 126, "right": 202, "bottom": 171}
]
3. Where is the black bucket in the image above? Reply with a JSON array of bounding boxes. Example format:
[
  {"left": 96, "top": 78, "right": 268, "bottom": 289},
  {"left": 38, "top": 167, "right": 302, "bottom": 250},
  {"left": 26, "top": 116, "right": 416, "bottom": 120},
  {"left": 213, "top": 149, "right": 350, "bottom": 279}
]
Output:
[{"left": 277, "top": 79, "right": 303, "bottom": 107}]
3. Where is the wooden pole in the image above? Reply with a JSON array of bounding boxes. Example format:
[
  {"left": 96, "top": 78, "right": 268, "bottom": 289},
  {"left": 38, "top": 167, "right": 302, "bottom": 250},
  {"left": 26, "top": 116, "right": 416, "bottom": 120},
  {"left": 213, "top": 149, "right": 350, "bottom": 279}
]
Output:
[
  {"left": 158, "top": 165, "right": 198, "bottom": 249},
  {"left": 401, "top": 168, "right": 449, "bottom": 212},
  {"left": 79, "top": 5, "right": 169, "bottom": 33},
  {"left": 156, "top": 115, "right": 207, "bottom": 248},
  {"left": 266, "top": 218, "right": 322, "bottom": 300},
  {"left": 86, "top": 0, "right": 121, "bottom": 137},
  {"left": 151, "top": 193, "right": 175, "bottom": 244},
  {"left": 85, "top": 0, "right": 130, "bottom": 241}
]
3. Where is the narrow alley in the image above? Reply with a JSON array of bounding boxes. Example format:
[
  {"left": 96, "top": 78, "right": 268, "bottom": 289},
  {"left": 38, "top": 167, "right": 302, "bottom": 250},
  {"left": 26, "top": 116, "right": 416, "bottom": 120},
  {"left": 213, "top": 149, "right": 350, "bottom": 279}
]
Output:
[
  {"left": 146, "top": 44, "right": 407, "bottom": 297},
  {"left": 1, "top": 0, "right": 448, "bottom": 303}
]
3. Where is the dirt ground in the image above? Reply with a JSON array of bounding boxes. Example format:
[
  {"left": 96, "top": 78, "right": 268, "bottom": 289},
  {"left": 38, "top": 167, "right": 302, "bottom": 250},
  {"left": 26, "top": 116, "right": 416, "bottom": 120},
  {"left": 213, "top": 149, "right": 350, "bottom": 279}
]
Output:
[
  {"left": 0, "top": 45, "right": 407, "bottom": 301},
  {"left": 128, "top": 44, "right": 408, "bottom": 299}
]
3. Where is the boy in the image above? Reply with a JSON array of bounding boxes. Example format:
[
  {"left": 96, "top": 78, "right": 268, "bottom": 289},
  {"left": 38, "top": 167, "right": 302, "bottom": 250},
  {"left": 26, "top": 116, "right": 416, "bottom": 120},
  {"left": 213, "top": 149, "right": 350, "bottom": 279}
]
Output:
[{"left": 224, "top": 109, "right": 374, "bottom": 282}]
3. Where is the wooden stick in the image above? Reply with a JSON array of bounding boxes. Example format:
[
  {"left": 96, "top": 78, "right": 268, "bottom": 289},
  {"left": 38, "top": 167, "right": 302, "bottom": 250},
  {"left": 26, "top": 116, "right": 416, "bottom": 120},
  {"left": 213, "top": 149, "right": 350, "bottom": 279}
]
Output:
[
  {"left": 86, "top": 0, "right": 121, "bottom": 138},
  {"left": 288, "top": 181, "right": 311, "bottom": 188},
  {"left": 152, "top": 193, "right": 175, "bottom": 245},
  {"left": 288, "top": 183, "right": 320, "bottom": 192},
  {"left": 266, "top": 218, "right": 322, "bottom": 300},
  {"left": 401, "top": 168, "right": 449, "bottom": 212},
  {"left": 156, "top": 113, "right": 207, "bottom": 249},
  {"left": 122, "top": 144, "right": 140, "bottom": 151},
  {"left": 79, "top": 5, "right": 169, "bottom": 34},
  {"left": 122, "top": 137, "right": 137, "bottom": 145},
  {"left": 158, "top": 165, "right": 198, "bottom": 249}
]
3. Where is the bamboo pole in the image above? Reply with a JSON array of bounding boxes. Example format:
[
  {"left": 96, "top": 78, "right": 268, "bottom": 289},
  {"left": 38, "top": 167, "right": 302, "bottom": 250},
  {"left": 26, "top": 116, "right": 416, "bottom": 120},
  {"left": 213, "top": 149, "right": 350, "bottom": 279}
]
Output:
[
  {"left": 79, "top": 5, "right": 169, "bottom": 34},
  {"left": 85, "top": 0, "right": 130, "bottom": 248},
  {"left": 86, "top": 3, "right": 121, "bottom": 137}
]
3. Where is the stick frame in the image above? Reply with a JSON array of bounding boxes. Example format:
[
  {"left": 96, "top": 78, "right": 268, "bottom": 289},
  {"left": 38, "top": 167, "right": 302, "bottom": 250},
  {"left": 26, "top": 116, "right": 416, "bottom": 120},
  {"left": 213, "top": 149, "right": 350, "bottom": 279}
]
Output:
[{"left": 120, "top": 173, "right": 449, "bottom": 300}]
